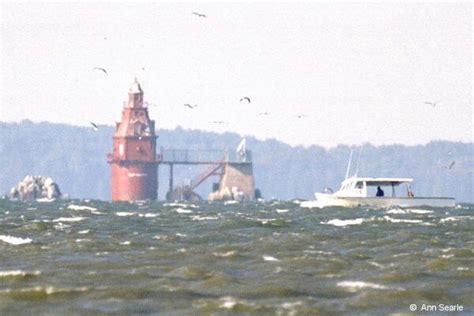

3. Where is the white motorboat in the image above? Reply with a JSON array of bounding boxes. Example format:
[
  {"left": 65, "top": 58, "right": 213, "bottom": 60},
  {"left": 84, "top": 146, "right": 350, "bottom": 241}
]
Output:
[
  {"left": 313, "top": 177, "right": 456, "bottom": 208},
  {"left": 304, "top": 148, "right": 456, "bottom": 208}
]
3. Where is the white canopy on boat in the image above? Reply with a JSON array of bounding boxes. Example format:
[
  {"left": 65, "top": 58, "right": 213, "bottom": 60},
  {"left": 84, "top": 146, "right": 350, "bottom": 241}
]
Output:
[{"left": 343, "top": 177, "right": 413, "bottom": 186}]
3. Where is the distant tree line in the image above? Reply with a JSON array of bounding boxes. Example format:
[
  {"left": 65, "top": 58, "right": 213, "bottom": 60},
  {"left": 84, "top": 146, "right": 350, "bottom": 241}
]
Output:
[{"left": 0, "top": 121, "right": 472, "bottom": 202}]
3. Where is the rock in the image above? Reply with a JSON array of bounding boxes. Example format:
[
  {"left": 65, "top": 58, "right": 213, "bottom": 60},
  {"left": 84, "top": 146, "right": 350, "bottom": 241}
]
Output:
[{"left": 10, "top": 176, "right": 62, "bottom": 200}]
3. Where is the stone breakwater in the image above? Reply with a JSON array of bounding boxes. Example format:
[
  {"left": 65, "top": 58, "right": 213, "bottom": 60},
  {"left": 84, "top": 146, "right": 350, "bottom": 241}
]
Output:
[{"left": 10, "top": 175, "right": 62, "bottom": 200}]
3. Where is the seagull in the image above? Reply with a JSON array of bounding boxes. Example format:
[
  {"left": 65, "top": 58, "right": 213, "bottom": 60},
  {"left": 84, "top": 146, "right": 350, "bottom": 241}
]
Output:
[
  {"left": 192, "top": 12, "right": 206, "bottom": 18},
  {"left": 240, "top": 97, "right": 251, "bottom": 103},
  {"left": 296, "top": 114, "right": 307, "bottom": 119},
  {"left": 90, "top": 121, "right": 99, "bottom": 131},
  {"left": 93, "top": 67, "right": 107, "bottom": 74},
  {"left": 184, "top": 104, "right": 198, "bottom": 109},
  {"left": 445, "top": 161, "right": 455, "bottom": 169},
  {"left": 424, "top": 100, "right": 441, "bottom": 107},
  {"left": 259, "top": 112, "right": 270, "bottom": 116},
  {"left": 447, "top": 151, "right": 452, "bottom": 156}
]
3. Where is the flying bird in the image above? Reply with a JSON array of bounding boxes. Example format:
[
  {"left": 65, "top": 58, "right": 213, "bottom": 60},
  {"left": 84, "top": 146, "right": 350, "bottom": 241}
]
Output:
[
  {"left": 184, "top": 104, "right": 198, "bottom": 109},
  {"left": 192, "top": 12, "right": 206, "bottom": 17},
  {"left": 210, "top": 120, "right": 227, "bottom": 125},
  {"left": 296, "top": 114, "right": 307, "bottom": 119},
  {"left": 259, "top": 112, "right": 270, "bottom": 116},
  {"left": 240, "top": 97, "right": 251, "bottom": 103},
  {"left": 90, "top": 121, "right": 99, "bottom": 131},
  {"left": 424, "top": 100, "right": 441, "bottom": 107},
  {"left": 445, "top": 161, "right": 455, "bottom": 169},
  {"left": 93, "top": 67, "right": 107, "bottom": 74}
]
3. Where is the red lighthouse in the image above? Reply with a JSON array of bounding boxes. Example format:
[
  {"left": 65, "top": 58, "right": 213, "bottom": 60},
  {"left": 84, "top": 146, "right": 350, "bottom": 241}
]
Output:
[{"left": 108, "top": 79, "right": 158, "bottom": 201}]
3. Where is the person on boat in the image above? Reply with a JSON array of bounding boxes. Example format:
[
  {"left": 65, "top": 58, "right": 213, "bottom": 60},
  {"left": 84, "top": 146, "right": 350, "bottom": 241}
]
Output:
[{"left": 376, "top": 186, "right": 384, "bottom": 197}]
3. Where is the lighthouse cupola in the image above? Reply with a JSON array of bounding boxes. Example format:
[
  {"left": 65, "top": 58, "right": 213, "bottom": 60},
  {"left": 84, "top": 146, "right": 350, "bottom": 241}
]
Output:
[{"left": 128, "top": 78, "right": 144, "bottom": 108}]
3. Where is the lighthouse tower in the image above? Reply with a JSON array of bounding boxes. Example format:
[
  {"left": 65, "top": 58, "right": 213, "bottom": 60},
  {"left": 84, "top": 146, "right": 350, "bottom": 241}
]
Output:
[{"left": 108, "top": 79, "right": 158, "bottom": 201}]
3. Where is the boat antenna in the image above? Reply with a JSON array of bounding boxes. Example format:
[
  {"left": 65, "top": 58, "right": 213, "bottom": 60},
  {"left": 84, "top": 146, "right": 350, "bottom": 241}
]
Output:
[
  {"left": 345, "top": 149, "right": 354, "bottom": 180},
  {"left": 354, "top": 146, "right": 363, "bottom": 177}
]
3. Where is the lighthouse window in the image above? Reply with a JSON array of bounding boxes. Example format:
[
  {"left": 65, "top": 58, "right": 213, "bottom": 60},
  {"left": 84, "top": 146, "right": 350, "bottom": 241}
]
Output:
[{"left": 134, "top": 122, "right": 148, "bottom": 136}]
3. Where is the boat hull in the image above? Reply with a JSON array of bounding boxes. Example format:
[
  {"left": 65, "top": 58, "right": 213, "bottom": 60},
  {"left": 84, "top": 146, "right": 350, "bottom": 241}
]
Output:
[{"left": 314, "top": 193, "right": 455, "bottom": 208}]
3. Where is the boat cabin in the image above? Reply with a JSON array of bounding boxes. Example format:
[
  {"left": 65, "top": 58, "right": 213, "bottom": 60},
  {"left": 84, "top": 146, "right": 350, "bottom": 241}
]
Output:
[{"left": 334, "top": 177, "right": 413, "bottom": 198}]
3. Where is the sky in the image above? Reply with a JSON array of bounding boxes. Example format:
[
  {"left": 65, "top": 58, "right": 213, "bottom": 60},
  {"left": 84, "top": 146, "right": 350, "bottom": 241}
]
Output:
[{"left": 1, "top": 2, "right": 472, "bottom": 147}]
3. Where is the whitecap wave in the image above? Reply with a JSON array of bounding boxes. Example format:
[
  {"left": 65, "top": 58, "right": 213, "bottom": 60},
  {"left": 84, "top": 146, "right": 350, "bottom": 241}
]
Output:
[
  {"left": 191, "top": 215, "right": 219, "bottom": 221},
  {"left": 323, "top": 218, "right": 366, "bottom": 226},
  {"left": 175, "top": 208, "right": 193, "bottom": 214},
  {"left": 386, "top": 209, "right": 406, "bottom": 214},
  {"left": 441, "top": 254, "right": 454, "bottom": 259},
  {"left": 224, "top": 200, "right": 239, "bottom": 205},
  {"left": 300, "top": 201, "right": 324, "bottom": 209},
  {"left": 407, "top": 209, "right": 433, "bottom": 214},
  {"left": 0, "top": 270, "right": 40, "bottom": 277},
  {"left": 0, "top": 286, "right": 89, "bottom": 295},
  {"left": 258, "top": 218, "right": 278, "bottom": 225},
  {"left": 276, "top": 209, "right": 289, "bottom": 213},
  {"left": 164, "top": 203, "right": 198, "bottom": 208},
  {"left": 0, "top": 235, "right": 32, "bottom": 245},
  {"left": 440, "top": 216, "right": 473, "bottom": 223},
  {"left": 52, "top": 217, "right": 85, "bottom": 222},
  {"left": 138, "top": 213, "right": 158, "bottom": 218},
  {"left": 213, "top": 250, "right": 237, "bottom": 257},
  {"left": 115, "top": 212, "right": 135, "bottom": 217},
  {"left": 382, "top": 216, "right": 422, "bottom": 224},
  {"left": 368, "top": 261, "right": 384, "bottom": 268},
  {"left": 263, "top": 255, "right": 280, "bottom": 262},
  {"left": 219, "top": 296, "right": 238, "bottom": 309},
  {"left": 304, "top": 250, "right": 333, "bottom": 255},
  {"left": 36, "top": 198, "right": 55, "bottom": 203},
  {"left": 337, "top": 281, "right": 388, "bottom": 290},
  {"left": 67, "top": 205, "right": 97, "bottom": 212}
]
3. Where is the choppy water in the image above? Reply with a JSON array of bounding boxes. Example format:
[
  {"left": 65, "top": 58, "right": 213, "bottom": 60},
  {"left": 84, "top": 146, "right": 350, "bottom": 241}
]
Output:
[{"left": 0, "top": 199, "right": 472, "bottom": 315}]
